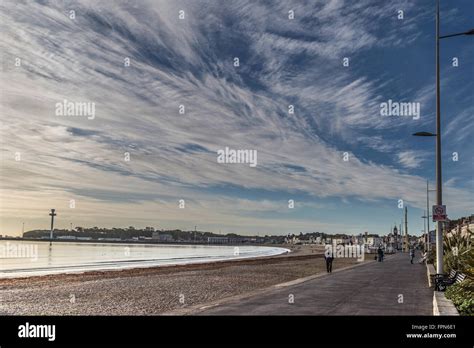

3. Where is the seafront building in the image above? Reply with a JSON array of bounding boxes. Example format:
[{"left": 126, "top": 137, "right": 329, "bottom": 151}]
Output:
[{"left": 447, "top": 215, "right": 474, "bottom": 239}]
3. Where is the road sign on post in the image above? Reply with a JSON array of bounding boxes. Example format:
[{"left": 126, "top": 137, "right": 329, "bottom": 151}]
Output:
[{"left": 432, "top": 205, "right": 446, "bottom": 221}]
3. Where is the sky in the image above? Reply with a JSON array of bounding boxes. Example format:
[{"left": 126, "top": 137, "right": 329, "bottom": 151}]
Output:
[{"left": 0, "top": 0, "right": 473, "bottom": 237}]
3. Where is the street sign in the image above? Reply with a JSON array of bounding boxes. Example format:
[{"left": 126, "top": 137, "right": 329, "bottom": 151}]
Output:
[{"left": 432, "top": 205, "right": 447, "bottom": 222}]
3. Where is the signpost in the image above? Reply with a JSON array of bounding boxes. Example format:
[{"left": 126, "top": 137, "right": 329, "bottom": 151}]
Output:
[{"left": 432, "top": 205, "right": 446, "bottom": 222}]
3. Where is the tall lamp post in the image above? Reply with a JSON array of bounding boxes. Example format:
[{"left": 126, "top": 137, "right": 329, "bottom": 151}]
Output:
[
  {"left": 413, "top": 0, "right": 474, "bottom": 275},
  {"left": 49, "top": 209, "right": 56, "bottom": 246}
]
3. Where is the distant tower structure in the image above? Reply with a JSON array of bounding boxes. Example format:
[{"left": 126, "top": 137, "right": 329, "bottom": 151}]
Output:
[
  {"left": 392, "top": 224, "right": 400, "bottom": 250},
  {"left": 49, "top": 209, "right": 57, "bottom": 246}
]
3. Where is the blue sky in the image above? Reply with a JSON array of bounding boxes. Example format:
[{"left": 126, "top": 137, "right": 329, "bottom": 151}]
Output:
[{"left": 1, "top": 0, "right": 473, "bottom": 237}]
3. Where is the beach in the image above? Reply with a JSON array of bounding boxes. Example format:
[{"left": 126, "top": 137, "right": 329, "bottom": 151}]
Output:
[{"left": 0, "top": 245, "right": 364, "bottom": 315}]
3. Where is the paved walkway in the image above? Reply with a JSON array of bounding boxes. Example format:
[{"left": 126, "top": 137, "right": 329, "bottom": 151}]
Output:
[{"left": 200, "top": 251, "right": 432, "bottom": 315}]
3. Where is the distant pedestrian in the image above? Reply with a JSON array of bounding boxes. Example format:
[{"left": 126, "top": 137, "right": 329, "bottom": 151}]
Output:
[
  {"left": 377, "top": 247, "right": 384, "bottom": 262},
  {"left": 410, "top": 249, "right": 415, "bottom": 264},
  {"left": 324, "top": 253, "right": 334, "bottom": 273}
]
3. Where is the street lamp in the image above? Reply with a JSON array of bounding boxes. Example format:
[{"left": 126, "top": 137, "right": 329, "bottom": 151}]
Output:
[
  {"left": 413, "top": 0, "right": 474, "bottom": 277},
  {"left": 412, "top": 132, "right": 436, "bottom": 137},
  {"left": 439, "top": 28, "right": 474, "bottom": 39}
]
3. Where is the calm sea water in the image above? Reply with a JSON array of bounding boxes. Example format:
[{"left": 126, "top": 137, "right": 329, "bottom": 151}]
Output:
[{"left": 0, "top": 240, "right": 289, "bottom": 278}]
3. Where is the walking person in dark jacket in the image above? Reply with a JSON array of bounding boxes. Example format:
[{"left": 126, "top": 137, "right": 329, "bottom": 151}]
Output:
[
  {"left": 324, "top": 253, "right": 334, "bottom": 273},
  {"left": 377, "top": 247, "right": 384, "bottom": 262}
]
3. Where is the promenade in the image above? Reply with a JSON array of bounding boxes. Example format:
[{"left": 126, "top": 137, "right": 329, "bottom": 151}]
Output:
[{"left": 200, "top": 251, "right": 433, "bottom": 315}]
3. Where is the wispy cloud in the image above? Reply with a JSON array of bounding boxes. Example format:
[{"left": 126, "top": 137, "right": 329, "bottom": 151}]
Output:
[
  {"left": 0, "top": 0, "right": 472, "bottom": 236},
  {"left": 396, "top": 150, "right": 426, "bottom": 169}
]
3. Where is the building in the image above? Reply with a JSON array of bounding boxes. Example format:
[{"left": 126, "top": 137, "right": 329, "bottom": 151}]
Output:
[
  {"left": 366, "top": 237, "right": 383, "bottom": 247},
  {"left": 333, "top": 238, "right": 351, "bottom": 245},
  {"left": 447, "top": 216, "right": 474, "bottom": 239},
  {"left": 207, "top": 236, "right": 229, "bottom": 244},
  {"left": 353, "top": 234, "right": 365, "bottom": 245},
  {"left": 152, "top": 232, "right": 174, "bottom": 242},
  {"left": 385, "top": 225, "right": 402, "bottom": 251}
]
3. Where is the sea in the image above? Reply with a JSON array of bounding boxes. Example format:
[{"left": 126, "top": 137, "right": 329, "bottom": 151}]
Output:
[{"left": 0, "top": 240, "right": 289, "bottom": 278}]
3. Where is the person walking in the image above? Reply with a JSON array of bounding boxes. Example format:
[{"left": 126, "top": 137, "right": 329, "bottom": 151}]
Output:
[
  {"left": 377, "top": 247, "right": 383, "bottom": 262},
  {"left": 324, "top": 253, "right": 334, "bottom": 273},
  {"left": 409, "top": 249, "right": 415, "bottom": 264}
]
